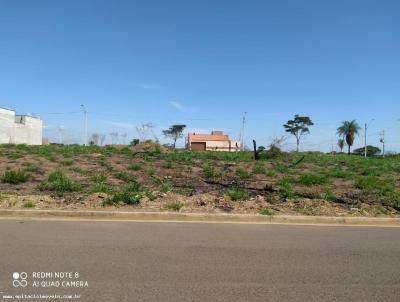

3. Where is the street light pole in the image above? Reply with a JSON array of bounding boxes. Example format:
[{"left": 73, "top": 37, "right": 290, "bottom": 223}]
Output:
[
  {"left": 364, "top": 119, "right": 374, "bottom": 158},
  {"left": 380, "top": 130, "right": 385, "bottom": 158},
  {"left": 81, "top": 105, "right": 88, "bottom": 146}
]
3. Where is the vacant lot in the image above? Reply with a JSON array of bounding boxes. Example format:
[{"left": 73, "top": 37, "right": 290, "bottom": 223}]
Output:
[{"left": 0, "top": 143, "right": 399, "bottom": 217}]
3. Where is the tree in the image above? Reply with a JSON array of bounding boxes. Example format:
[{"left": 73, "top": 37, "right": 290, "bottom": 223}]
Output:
[
  {"left": 283, "top": 115, "right": 314, "bottom": 152},
  {"left": 337, "top": 120, "right": 360, "bottom": 155},
  {"left": 353, "top": 145, "right": 381, "bottom": 157},
  {"left": 337, "top": 138, "right": 346, "bottom": 153},
  {"left": 89, "top": 133, "right": 100, "bottom": 146},
  {"left": 162, "top": 125, "right": 186, "bottom": 149}
]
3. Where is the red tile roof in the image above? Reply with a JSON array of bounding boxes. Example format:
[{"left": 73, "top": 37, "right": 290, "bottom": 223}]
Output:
[{"left": 188, "top": 133, "right": 230, "bottom": 142}]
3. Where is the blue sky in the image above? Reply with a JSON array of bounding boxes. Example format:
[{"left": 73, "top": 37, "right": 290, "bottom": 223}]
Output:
[{"left": 0, "top": 0, "right": 399, "bottom": 151}]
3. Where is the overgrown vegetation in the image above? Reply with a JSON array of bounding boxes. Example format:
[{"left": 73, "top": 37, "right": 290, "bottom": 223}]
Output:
[
  {"left": 1, "top": 143, "right": 400, "bottom": 215},
  {"left": 37, "top": 170, "right": 80, "bottom": 196},
  {"left": 1, "top": 170, "right": 29, "bottom": 184}
]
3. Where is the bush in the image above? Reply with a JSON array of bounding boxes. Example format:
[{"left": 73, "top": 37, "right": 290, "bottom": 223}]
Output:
[
  {"left": 1, "top": 170, "right": 29, "bottom": 184},
  {"left": 225, "top": 187, "right": 249, "bottom": 201},
  {"left": 37, "top": 170, "right": 80, "bottom": 196}
]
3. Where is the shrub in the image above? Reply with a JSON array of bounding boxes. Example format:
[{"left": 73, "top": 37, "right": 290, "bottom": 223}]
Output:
[
  {"left": 1, "top": 170, "right": 29, "bottom": 184},
  {"left": 225, "top": 187, "right": 249, "bottom": 201},
  {"left": 37, "top": 171, "right": 80, "bottom": 196},
  {"left": 104, "top": 181, "right": 144, "bottom": 205},
  {"left": 298, "top": 174, "right": 328, "bottom": 186},
  {"left": 164, "top": 202, "right": 184, "bottom": 211}
]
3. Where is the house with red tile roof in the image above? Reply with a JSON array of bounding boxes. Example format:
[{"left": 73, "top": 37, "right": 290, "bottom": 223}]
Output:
[{"left": 185, "top": 131, "right": 240, "bottom": 152}]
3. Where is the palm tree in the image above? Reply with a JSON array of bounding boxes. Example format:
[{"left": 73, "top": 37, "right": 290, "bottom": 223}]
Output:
[
  {"left": 337, "top": 138, "right": 345, "bottom": 153},
  {"left": 337, "top": 120, "right": 361, "bottom": 155}
]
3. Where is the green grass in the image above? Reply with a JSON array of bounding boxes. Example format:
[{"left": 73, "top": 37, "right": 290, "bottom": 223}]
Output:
[
  {"left": 22, "top": 162, "right": 44, "bottom": 174},
  {"left": 278, "top": 179, "right": 296, "bottom": 199},
  {"left": 1, "top": 170, "right": 29, "bottom": 184},
  {"left": 90, "top": 183, "right": 114, "bottom": 194},
  {"left": 104, "top": 181, "right": 144, "bottom": 205},
  {"left": 128, "top": 163, "right": 142, "bottom": 171},
  {"left": 235, "top": 168, "right": 252, "bottom": 180},
  {"left": 202, "top": 164, "right": 222, "bottom": 181},
  {"left": 159, "top": 182, "right": 175, "bottom": 193},
  {"left": 60, "top": 159, "right": 74, "bottom": 166},
  {"left": 297, "top": 173, "right": 328, "bottom": 186},
  {"left": 37, "top": 170, "right": 80, "bottom": 196},
  {"left": 259, "top": 208, "right": 274, "bottom": 216},
  {"left": 252, "top": 164, "right": 267, "bottom": 175},
  {"left": 164, "top": 202, "right": 184, "bottom": 211},
  {"left": 225, "top": 187, "right": 250, "bottom": 201},
  {"left": 23, "top": 201, "right": 35, "bottom": 208}
]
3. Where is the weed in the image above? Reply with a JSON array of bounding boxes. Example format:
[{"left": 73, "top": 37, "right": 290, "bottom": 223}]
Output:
[
  {"left": 297, "top": 174, "right": 328, "bottom": 186},
  {"left": 91, "top": 173, "right": 108, "bottom": 183},
  {"left": 37, "top": 170, "right": 80, "bottom": 196},
  {"left": 104, "top": 181, "right": 144, "bottom": 205},
  {"left": 146, "top": 167, "right": 156, "bottom": 176},
  {"left": 23, "top": 201, "right": 35, "bottom": 208},
  {"left": 252, "top": 164, "right": 266, "bottom": 175},
  {"left": 278, "top": 179, "right": 296, "bottom": 199},
  {"left": 225, "top": 187, "right": 249, "bottom": 201},
  {"left": 22, "top": 163, "right": 43, "bottom": 174},
  {"left": 160, "top": 182, "right": 174, "bottom": 193},
  {"left": 164, "top": 202, "right": 184, "bottom": 211},
  {"left": 162, "top": 160, "right": 173, "bottom": 169},
  {"left": 202, "top": 164, "right": 221, "bottom": 180},
  {"left": 114, "top": 171, "right": 135, "bottom": 182},
  {"left": 90, "top": 183, "right": 114, "bottom": 194},
  {"left": 1, "top": 170, "right": 29, "bottom": 184},
  {"left": 235, "top": 168, "right": 252, "bottom": 180},
  {"left": 128, "top": 163, "right": 142, "bottom": 171},
  {"left": 259, "top": 208, "right": 274, "bottom": 216},
  {"left": 60, "top": 159, "right": 74, "bottom": 166},
  {"left": 322, "top": 188, "right": 336, "bottom": 202}
]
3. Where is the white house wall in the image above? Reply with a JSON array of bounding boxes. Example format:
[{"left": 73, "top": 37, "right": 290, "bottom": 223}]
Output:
[{"left": 0, "top": 108, "right": 42, "bottom": 145}]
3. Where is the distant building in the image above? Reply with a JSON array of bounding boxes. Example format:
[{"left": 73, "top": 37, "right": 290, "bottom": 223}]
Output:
[
  {"left": 186, "top": 131, "right": 240, "bottom": 152},
  {"left": 0, "top": 107, "right": 43, "bottom": 145}
]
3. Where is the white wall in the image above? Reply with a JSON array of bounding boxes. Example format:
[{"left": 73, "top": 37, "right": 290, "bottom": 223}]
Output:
[{"left": 0, "top": 108, "right": 43, "bottom": 145}]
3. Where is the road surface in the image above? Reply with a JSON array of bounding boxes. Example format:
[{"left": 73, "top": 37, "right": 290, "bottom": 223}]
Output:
[{"left": 0, "top": 220, "right": 399, "bottom": 301}]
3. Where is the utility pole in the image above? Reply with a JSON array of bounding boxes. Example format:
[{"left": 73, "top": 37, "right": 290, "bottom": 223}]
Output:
[
  {"left": 380, "top": 130, "right": 385, "bottom": 158},
  {"left": 241, "top": 111, "right": 247, "bottom": 151},
  {"left": 57, "top": 126, "right": 64, "bottom": 144},
  {"left": 364, "top": 119, "right": 374, "bottom": 158},
  {"left": 80, "top": 105, "right": 88, "bottom": 146}
]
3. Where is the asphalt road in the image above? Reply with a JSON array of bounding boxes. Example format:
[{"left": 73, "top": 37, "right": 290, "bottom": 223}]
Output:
[{"left": 0, "top": 220, "right": 399, "bottom": 302}]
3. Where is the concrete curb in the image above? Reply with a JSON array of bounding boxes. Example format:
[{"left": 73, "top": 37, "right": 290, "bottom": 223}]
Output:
[{"left": 0, "top": 209, "right": 399, "bottom": 226}]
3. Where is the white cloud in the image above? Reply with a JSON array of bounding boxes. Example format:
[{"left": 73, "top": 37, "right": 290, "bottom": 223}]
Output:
[
  {"left": 137, "top": 83, "right": 160, "bottom": 90},
  {"left": 105, "top": 121, "right": 136, "bottom": 129},
  {"left": 168, "top": 101, "right": 185, "bottom": 111}
]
